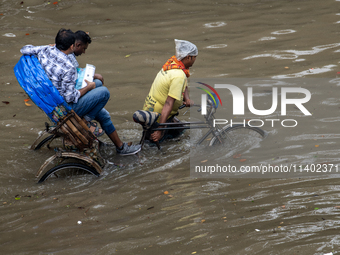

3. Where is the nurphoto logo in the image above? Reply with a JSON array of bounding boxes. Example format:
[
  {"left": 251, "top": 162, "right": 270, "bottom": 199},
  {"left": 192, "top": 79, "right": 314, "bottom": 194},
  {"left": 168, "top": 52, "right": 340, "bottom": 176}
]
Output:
[{"left": 198, "top": 83, "right": 312, "bottom": 128}]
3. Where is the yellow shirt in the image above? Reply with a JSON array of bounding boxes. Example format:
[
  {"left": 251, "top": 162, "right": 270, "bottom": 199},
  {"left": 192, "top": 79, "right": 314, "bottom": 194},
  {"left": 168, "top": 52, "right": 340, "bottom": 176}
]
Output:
[{"left": 143, "top": 68, "right": 187, "bottom": 117}]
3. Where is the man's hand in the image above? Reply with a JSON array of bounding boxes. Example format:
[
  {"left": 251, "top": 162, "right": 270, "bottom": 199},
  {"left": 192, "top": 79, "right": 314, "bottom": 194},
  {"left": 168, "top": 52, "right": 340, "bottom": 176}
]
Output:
[
  {"left": 93, "top": 73, "right": 104, "bottom": 85},
  {"left": 151, "top": 130, "right": 163, "bottom": 142},
  {"left": 84, "top": 79, "right": 96, "bottom": 90},
  {"left": 79, "top": 79, "right": 96, "bottom": 97},
  {"left": 183, "top": 98, "right": 194, "bottom": 107}
]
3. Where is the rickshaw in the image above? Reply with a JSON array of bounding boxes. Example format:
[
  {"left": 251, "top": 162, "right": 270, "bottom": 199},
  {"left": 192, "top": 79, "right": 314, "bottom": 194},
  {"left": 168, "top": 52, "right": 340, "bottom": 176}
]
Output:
[
  {"left": 14, "top": 55, "right": 266, "bottom": 183},
  {"left": 14, "top": 55, "right": 106, "bottom": 183}
]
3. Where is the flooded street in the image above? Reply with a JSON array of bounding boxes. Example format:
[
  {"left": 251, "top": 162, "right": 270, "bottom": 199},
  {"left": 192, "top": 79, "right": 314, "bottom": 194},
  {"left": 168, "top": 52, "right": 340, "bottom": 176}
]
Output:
[{"left": 2, "top": 0, "right": 340, "bottom": 254}]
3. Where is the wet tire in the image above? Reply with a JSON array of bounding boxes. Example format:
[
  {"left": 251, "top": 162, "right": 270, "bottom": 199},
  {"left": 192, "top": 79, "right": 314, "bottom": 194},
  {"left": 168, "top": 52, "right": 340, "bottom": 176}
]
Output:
[
  {"left": 38, "top": 163, "right": 100, "bottom": 183},
  {"left": 34, "top": 135, "right": 55, "bottom": 150},
  {"left": 209, "top": 124, "right": 265, "bottom": 146}
]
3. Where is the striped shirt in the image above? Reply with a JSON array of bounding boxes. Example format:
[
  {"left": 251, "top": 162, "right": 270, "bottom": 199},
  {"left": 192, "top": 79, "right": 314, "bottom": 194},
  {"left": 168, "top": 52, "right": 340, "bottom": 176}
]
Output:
[
  {"left": 20, "top": 45, "right": 80, "bottom": 103},
  {"left": 68, "top": 53, "right": 79, "bottom": 69}
]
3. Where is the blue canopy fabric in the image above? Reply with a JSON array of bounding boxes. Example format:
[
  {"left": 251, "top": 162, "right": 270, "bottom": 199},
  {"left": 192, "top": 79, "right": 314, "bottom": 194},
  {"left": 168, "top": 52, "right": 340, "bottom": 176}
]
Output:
[{"left": 14, "top": 55, "right": 71, "bottom": 124}]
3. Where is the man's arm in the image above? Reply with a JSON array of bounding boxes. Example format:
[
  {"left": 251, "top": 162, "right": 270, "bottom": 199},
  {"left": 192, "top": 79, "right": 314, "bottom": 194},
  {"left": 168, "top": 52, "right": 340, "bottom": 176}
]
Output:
[
  {"left": 183, "top": 86, "right": 194, "bottom": 107},
  {"left": 61, "top": 67, "right": 82, "bottom": 104},
  {"left": 93, "top": 74, "right": 104, "bottom": 85},
  {"left": 151, "top": 96, "right": 175, "bottom": 142},
  {"left": 20, "top": 45, "right": 48, "bottom": 55}
]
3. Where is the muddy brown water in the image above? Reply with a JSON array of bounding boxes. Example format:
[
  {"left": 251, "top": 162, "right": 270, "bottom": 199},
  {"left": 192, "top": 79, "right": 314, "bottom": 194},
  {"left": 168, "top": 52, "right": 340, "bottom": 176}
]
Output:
[{"left": 2, "top": 0, "right": 340, "bottom": 254}]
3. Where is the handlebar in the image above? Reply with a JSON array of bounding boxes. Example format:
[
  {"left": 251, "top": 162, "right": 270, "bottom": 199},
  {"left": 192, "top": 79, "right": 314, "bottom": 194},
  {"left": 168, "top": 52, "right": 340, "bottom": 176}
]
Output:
[{"left": 179, "top": 104, "right": 201, "bottom": 109}]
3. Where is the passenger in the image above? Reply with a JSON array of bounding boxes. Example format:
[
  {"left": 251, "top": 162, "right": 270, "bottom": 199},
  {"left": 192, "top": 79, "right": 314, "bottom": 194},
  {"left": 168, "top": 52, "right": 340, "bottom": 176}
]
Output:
[
  {"left": 20, "top": 28, "right": 141, "bottom": 156},
  {"left": 68, "top": 30, "right": 105, "bottom": 135},
  {"left": 143, "top": 39, "right": 197, "bottom": 142},
  {"left": 69, "top": 30, "right": 104, "bottom": 86}
]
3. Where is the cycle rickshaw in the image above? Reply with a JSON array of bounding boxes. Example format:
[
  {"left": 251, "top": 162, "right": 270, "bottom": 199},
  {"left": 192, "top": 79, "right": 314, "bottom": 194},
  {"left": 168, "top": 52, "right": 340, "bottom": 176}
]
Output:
[
  {"left": 14, "top": 55, "right": 266, "bottom": 183},
  {"left": 14, "top": 55, "right": 106, "bottom": 183}
]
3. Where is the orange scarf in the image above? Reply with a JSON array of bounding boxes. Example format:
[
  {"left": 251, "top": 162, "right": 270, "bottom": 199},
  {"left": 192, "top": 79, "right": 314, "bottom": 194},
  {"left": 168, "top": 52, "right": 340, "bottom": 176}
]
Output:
[{"left": 162, "top": 55, "right": 190, "bottom": 77}]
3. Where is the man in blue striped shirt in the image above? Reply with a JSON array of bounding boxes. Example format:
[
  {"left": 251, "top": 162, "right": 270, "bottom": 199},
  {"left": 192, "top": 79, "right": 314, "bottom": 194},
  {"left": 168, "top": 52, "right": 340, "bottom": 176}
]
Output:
[{"left": 20, "top": 28, "right": 141, "bottom": 155}]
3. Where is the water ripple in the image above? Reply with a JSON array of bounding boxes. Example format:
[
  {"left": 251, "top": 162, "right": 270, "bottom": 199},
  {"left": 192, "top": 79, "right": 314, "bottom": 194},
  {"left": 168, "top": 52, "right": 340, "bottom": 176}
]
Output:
[
  {"left": 244, "top": 43, "right": 340, "bottom": 62},
  {"left": 203, "top": 22, "right": 227, "bottom": 28}
]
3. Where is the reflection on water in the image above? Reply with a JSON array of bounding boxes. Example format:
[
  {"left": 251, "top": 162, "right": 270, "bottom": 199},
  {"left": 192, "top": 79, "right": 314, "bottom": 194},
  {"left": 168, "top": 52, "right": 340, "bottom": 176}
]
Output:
[
  {"left": 206, "top": 44, "right": 228, "bottom": 49},
  {"left": 271, "top": 29, "right": 296, "bottom": 35},
  {"left": 273, "top": 65, "right": 338, "bottom": 78},
  {"left": 244, "top": 43, "right": 340, "bottom": 61},
  {"left": 203, "top": 21, "right": 227, "bottom": 28},
  {"left": 2, "top": 0, "right": 340, "bottom": 254},
  {"left": 258, "top": 36, "right": 276, "bottom": 41}
]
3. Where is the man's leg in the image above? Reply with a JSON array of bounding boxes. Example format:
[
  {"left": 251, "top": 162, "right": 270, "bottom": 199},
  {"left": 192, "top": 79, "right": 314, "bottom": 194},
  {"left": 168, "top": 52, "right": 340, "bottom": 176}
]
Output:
[
  {"left": 95, "top": 108, "right": 141, "bottom": 155},
  {"left": 166, "top": 116, "right": 185, "bottom": 139},
  {"left": 69, "top": 86, "right": 110, "bottom": 122},
  {"left": 94, "top": 79, "right": 103, "bottom": 88},
  {"left": 147, "top": 115, "right": 184, "bottom": 143},
  {"left": 108, "top": 130, "right": 123, "bottom": 148},
  {"left": 70, "top": 86, "right": 141, "bottom": 155},
  {"left": 94, "top": 108, "right": 122, "bottom": 147},
  {"left": 85, "top": 79, "right": 103, "bottom": 133}
]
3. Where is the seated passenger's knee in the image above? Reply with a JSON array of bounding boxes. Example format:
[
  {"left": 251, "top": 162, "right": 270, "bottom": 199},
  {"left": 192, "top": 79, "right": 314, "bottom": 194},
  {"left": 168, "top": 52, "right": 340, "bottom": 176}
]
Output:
[{"left": 95, "top": 87, "right": 110, "bottom": 101}]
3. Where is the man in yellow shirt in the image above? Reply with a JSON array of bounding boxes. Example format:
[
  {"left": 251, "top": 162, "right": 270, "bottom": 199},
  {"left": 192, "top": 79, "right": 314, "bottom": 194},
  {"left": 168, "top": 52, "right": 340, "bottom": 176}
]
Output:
[{"left": 143, "top": 39, "right": 198, "bottom": 142}]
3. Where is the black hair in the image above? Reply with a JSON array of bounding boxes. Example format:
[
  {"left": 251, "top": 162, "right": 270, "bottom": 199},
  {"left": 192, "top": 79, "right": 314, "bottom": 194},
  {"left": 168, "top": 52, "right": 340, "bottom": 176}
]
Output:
[
  {"left": 55, "top": 28, "right": 75, "bottom": 51},
  {"left": 75, "top": 30, "right": 91, "bottom": 45}
]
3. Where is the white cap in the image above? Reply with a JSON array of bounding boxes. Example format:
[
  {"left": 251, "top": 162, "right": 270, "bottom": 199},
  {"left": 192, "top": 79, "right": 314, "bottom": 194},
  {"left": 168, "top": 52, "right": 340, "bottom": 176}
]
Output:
[{"left": 175, "top": 39, "right": 198, "bottom": 61}]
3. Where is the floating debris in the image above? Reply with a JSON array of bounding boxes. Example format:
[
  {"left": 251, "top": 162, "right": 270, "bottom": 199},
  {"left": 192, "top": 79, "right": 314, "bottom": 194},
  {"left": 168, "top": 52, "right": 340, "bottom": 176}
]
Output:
[
  {"left": 24, "top": 99, "right": 32, "bottom": 106},
  {"left": 3, "top": 33, "right": 16, "bottom": 37}
]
